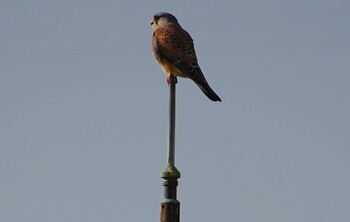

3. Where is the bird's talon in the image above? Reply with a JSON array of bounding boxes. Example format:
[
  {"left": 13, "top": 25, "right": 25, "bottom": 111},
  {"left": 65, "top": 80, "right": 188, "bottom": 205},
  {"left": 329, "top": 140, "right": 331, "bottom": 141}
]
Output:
[{"left": 166, "top": 75, "right": 177, "bottom": 84}]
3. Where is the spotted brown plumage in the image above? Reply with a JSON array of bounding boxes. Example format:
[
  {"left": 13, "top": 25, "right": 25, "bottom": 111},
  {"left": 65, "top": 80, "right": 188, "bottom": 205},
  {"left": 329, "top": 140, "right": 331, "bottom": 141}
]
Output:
[{"left": 151, "top": 12, "right": 222, "bottom": 102}]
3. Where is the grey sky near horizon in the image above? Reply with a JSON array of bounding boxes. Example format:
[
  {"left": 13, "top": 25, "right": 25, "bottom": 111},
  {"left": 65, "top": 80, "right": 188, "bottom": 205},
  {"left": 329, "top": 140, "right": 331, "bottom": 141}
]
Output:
[{"left": 1, "top": 1, "right": 349, "bottom": 221}]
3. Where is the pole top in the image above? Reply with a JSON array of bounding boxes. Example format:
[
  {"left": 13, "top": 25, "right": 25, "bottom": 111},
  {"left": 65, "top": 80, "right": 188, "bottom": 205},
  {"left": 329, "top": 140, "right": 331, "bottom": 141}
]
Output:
[{"left": 161, "top": 164, "right": 181, "bottom": 179}]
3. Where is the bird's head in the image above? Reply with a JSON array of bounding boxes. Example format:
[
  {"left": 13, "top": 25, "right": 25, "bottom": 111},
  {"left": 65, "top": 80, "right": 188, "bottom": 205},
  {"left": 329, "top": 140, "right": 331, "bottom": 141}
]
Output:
[{"left": 151, "top": 12, "right": 178, "bottom": 30}]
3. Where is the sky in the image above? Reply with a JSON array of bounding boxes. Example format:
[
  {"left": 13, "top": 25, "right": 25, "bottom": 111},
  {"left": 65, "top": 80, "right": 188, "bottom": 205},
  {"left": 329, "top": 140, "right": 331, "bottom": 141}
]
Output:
[{"left": 1, "top": 0, "right": 349, "bottom": 221}]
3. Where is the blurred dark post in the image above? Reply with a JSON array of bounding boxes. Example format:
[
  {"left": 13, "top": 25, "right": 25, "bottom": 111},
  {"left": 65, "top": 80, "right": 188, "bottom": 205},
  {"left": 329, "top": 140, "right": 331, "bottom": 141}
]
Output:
[{"left": 160, "top": 77, "right": 181, "bottom": 222}]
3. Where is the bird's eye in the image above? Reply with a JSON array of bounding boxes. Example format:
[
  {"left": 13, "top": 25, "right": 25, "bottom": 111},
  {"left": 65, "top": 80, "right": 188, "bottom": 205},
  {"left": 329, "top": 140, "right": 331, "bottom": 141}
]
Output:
[{"left": 154, "top": 15, "right": 160, "bottom": 20}]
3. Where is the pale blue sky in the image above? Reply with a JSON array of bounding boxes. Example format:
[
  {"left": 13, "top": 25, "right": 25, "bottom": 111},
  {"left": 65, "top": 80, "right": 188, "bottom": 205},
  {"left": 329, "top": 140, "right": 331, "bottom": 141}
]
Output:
[{"left": 1, "top": 1, "right": 349, "bottom": 221}]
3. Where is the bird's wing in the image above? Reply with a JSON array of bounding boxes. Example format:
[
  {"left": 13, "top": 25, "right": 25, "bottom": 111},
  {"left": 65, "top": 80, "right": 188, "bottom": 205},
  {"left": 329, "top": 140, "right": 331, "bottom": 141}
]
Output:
[{"left": 152, "top": 24, "right": 209, "bottom": 84}]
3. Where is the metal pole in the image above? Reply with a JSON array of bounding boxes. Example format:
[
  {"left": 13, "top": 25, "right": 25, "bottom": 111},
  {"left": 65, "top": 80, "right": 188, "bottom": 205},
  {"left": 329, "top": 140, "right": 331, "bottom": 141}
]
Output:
[
  {"left": 168, "top": 77, "right": 176, "bottom": 166},
  {"left": 160, "top": 77, "right": 181, "bottom": 222}
]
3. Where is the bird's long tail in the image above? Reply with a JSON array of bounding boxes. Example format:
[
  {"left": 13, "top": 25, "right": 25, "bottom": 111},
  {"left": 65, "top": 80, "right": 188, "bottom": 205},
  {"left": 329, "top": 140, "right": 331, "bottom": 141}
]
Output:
[
  {"left": 190, "top": 67, "right": 221, "bottom": 102},
  {"left": 196, "top": 83, "right": 222, "bottom": 102}
]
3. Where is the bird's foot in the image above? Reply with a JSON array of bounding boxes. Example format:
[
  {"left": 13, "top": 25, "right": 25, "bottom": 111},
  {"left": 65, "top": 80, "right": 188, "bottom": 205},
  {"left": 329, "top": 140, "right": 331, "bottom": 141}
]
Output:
[{"left": 166, "top": 75, "right": 177, "bottom": 84}]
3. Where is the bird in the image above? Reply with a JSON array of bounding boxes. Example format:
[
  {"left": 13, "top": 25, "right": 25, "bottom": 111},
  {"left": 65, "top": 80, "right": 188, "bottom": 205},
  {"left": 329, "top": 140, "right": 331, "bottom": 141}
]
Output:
[{"left": 151, "top": 12, "right": 222, "bottom": 102}]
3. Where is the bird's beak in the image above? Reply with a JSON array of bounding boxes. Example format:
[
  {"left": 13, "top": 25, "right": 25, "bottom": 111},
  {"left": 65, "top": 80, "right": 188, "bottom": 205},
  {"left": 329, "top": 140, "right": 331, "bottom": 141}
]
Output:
[{"left": 151, "top": 20, "right": 154, "bottom": 25}]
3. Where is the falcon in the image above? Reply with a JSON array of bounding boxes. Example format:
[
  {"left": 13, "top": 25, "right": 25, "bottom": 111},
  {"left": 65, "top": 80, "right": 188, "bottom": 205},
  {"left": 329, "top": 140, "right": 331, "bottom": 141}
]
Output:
[{"left": 151, "top": 12, "right": 222, "bottom": 102}]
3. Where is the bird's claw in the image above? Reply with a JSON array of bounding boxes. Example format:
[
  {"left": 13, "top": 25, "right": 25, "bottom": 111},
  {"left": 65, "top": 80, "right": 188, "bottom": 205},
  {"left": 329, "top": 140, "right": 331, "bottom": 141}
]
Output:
[{"left": 167, "top": 75, "right": 177, "bottom": 84}]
